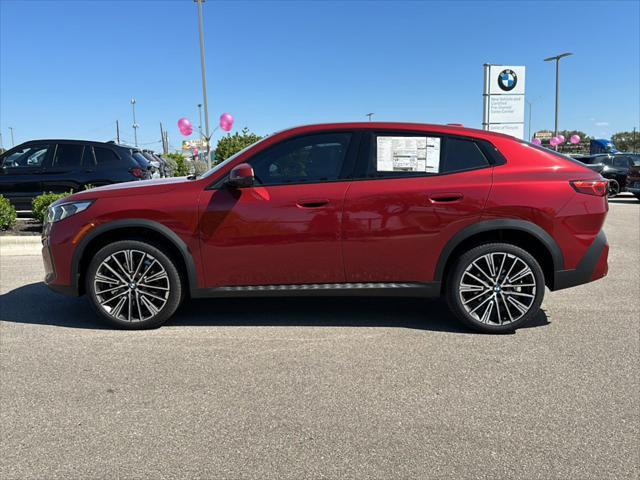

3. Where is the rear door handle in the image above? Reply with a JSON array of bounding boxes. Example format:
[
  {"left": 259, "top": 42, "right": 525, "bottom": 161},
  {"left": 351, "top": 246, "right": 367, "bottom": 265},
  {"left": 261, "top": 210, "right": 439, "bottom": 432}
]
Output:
[
  {"left": 429, "top": 193, "right": 464, "bottom": 203},
  {"left": 296, "top": 198, "right": 330, "bottom": 208}
]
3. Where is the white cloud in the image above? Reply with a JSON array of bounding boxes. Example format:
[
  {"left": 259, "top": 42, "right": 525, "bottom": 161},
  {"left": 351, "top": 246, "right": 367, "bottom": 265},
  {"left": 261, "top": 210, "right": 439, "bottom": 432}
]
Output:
[{"left": 595, "top": 121, "right": 610, "bottom": 127}]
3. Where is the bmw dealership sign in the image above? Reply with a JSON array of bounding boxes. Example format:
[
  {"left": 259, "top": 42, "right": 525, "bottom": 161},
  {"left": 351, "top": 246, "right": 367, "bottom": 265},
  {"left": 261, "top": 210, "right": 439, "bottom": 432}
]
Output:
[{"left": 483, "top": 64, "right": 526, "bottom": 139}]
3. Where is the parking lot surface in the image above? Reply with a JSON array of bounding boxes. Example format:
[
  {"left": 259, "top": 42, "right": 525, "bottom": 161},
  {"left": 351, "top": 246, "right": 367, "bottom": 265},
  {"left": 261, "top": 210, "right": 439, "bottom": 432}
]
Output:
[{"left": 1, "top": 197, "right": 638, "bottom": 479}]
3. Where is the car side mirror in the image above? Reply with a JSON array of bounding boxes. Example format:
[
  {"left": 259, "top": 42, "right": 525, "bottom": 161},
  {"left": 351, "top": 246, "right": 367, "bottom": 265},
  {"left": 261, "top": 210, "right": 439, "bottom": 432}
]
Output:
[{"left": 227, "top": 163, "right": 255, "bottom": 188}]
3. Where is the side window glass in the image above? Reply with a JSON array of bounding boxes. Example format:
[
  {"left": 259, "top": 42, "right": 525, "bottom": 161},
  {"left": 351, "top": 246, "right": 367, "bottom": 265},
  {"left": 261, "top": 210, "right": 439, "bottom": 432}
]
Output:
[
  {"left": 366, "top": 134, "right": 441, "bottom": 178},
  {"left": 1, "top": 145, "right": 49, "bottom": 168},
  {"left": 52, "top": 144, "right": 83, "bottom": 168},
  {"left": 249, "top": 133, "right": 351, "bottom": 186},
  {"left": 442, "top": 138, "right": 489, "bottom": 173},
  {"left": 94, "top": 147, "right": 121, "bottom": 168},
  {"left": 613, "top": 157, "right": 628, "bottom": 168}
]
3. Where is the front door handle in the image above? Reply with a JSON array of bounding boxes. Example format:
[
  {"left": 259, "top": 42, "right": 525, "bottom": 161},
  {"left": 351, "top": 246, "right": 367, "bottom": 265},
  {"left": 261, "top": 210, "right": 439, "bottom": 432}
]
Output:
[
  {"left": 429, "top": 193, "right": 464, "bottom": 203},
  {"left": 296, "top": 198, "right": 330, "bottom": 208}
]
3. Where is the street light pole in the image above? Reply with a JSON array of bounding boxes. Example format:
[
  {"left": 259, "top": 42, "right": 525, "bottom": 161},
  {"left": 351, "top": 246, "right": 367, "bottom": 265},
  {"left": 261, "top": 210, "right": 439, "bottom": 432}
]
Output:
[
  {"left": 366, "top": 113, "right": 374, "bottom": 122},
  {"left": 8, "top": 127, "right": 15, "bottom": 147},
  {"left": 130, "top": 98, "right": 139, "bottom": 148},
  {"left": 198, "top": 103, "right": 203, "bottom": 138},
  {"left": 195, "top": 0, "right": 211, "bottom": 168},
  {"left": 527, "top": 101, "right": 533, "bottom": 141},
  {"left": 544, "top": 52, "right": 573, "bottom": 138}
]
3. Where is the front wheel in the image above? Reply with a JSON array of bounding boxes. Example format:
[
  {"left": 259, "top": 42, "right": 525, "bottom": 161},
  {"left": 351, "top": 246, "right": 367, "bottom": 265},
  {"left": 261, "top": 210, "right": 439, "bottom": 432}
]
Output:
[
  {"left": 86, "top": 240, "right": 183, "bottom": 329},
  {"left": 607, "top": 179, "right": 620, "bottom": 197},
  {"left": 446, "top": 243, "right": 545, "bottom": 333}
]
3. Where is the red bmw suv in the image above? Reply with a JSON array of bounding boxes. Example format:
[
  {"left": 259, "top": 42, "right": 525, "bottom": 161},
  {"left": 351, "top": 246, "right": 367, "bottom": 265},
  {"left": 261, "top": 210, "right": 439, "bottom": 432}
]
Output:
[{"left": 42, "top": 123, "right": 609, "bottom": 333}]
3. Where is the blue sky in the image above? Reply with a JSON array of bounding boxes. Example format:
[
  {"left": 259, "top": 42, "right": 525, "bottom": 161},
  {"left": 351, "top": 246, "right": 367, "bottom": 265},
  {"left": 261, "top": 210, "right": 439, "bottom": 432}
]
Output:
[{"left": 1, "top": 0, "right": 638, "bottom": 151}]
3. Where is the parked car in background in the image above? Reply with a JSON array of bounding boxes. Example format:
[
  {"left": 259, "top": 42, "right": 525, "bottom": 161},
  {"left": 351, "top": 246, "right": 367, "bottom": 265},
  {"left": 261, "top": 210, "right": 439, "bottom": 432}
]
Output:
[
  {"left": 141, "top": 150, "right": 168, "bottom": 178},
  {"left": 625, "top": 157, "right": 640, "bottom": 201},
  {"left": 0, "top": 140, "right": 150, "bottom": 210},
  {"left": 42, "top": 123, "right": 609, "bottom": 334},
  {"left": 570, "top": 153, "right": 640, "bottom": 197}
]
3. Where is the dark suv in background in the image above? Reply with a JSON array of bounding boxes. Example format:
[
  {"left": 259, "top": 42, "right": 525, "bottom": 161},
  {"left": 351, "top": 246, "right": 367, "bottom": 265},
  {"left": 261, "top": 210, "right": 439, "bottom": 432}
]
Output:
[
  {"left": 571, "top": 153, "right": 640, "bottom": 196},
  {"left": 0, "top": 140, "right": 150, "bottom": 209}
]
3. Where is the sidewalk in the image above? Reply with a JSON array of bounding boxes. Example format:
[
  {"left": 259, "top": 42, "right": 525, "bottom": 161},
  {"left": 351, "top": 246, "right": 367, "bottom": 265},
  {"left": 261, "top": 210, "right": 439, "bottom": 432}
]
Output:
[{"left": 0, "top": 236, "right": 42, "bottom": 256}]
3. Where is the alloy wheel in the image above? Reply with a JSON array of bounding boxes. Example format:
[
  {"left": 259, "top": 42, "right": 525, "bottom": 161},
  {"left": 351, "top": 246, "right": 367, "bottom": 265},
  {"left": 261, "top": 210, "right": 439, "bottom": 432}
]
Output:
[
  {"left": 458, "top": 252, "right": 537, "bottom": 325},
  {"left": 93, "top": 249, "right": 170, "bottom": 322},
  {"left": 607, "top": 179, "right": 620, "bottom": 197}
]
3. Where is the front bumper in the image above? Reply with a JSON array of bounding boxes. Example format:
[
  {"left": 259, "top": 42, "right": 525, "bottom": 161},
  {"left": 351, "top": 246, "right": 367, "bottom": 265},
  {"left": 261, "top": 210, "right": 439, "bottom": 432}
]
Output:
[{"left": 553, "top": 230, "right": 608, "bottom": 290}]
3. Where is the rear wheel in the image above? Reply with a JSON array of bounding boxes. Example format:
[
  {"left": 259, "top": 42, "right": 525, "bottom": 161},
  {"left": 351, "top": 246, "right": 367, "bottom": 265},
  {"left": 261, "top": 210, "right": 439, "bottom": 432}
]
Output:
[
  {"left": 607, "top": 179, "right": 620, "bottom": 197},
  {"left": 86, "top": 240, "right": 183, "bottom": 329},
  {"left": 446, "top": 243, "right": 545, "bottom": 333}
]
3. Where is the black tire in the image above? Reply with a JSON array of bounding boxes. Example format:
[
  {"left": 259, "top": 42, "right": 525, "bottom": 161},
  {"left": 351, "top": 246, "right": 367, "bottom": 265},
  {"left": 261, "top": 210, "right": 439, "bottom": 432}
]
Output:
[
  {"left": 446, "top": 243, "right": 545, "bottom": 334},
  {"left": 607, "top": 179, "right": 620, "bottom": 198},
  {"left": 86, "top": 240, "right": 183, "bottom": 329}
]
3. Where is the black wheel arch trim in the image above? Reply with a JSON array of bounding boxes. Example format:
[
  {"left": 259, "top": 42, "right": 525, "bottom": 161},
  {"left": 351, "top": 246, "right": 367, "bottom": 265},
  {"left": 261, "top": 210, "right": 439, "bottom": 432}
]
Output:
[
  {"left": 69, "top": 219, "right": 199, "bottom": 296},
  {"left": 553, "top": 230, "right": 607, "bottom": 291},
  {"left": 434, "top": 219, "right": 565, "bottom": 283}
]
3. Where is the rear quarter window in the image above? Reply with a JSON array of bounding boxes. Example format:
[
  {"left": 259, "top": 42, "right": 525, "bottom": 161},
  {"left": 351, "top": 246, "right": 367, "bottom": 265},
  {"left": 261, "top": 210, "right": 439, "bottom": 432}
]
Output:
[
  {"left": 441, "top": 137, "right": 489, "bottom": 173},
  {"left": 94, "top": 147, "right": 122, "bottom": 168}
]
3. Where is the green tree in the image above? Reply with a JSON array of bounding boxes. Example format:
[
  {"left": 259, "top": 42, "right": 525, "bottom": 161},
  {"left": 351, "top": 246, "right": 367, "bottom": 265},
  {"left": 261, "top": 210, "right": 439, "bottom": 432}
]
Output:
[
  {"left": 214, "top": 128, "right": 262, "bottom": 164},
  {"left": 611, "top": 131, "right": 640, "bottom": 153},
  {"left": 165, "top": 153, "right": 190, "bottom": 176}
]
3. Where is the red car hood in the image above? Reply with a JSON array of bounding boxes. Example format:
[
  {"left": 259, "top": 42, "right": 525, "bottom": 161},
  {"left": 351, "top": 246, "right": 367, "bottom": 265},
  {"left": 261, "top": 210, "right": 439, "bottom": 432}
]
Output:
[{"left": 71, "top": 177, "right": 191, "bottom": 200}]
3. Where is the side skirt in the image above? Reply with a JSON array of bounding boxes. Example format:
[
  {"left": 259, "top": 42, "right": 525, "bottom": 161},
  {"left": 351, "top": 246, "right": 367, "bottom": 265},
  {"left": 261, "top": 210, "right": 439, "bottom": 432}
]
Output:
[{"left": 191, "top": 282, "right": 441, "bottom": 299}]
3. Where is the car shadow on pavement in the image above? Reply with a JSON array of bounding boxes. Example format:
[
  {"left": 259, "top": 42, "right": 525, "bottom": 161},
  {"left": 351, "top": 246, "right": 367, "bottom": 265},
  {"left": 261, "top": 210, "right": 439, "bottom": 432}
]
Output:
[{"left": 0, "top": 282, "right": 550, "bottom": 334}]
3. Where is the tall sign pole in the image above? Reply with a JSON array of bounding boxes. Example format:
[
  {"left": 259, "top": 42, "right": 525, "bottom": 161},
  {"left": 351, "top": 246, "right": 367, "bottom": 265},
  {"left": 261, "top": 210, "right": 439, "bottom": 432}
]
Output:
[
  {"left": 544, "top": 52, "right": 573, "bottom": 138},
  {"left": 482, "top": 64, "right": 526, "bottom": 139},
  {"left": 195, "top": 0, "right": 211, "bottom": 168}
]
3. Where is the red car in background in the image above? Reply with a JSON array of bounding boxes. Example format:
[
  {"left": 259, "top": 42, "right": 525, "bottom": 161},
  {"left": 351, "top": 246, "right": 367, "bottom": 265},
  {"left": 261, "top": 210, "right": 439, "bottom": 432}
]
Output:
[{"left": 41, "top": 123, "right": 609, "bottom": 333}]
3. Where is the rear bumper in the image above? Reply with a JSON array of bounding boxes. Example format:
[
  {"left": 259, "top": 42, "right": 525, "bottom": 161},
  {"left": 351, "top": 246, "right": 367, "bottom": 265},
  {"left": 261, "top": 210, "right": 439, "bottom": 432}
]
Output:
[{"left": 553, "top": 230, "right": 608, "bottom": 290}]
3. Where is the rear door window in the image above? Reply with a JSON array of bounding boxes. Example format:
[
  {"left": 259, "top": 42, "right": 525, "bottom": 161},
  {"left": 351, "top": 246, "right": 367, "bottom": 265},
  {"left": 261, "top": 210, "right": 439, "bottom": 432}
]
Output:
[
  {"left": 361, "top": 133, "right": 442, "bottom": 179},
  {"left": 82, "top": 146, "right": 96, "bottom": 167},
  {"left": 52, "top": 144, "right": 83, "bottom": 168},
  {"left": 94, "top": 147, "right": 121, "bottom": 168}
]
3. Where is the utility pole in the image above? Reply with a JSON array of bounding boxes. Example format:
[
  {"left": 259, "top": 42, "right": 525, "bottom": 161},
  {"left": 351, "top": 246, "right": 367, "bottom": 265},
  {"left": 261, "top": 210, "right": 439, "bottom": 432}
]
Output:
[
  {"left": 116, "top": 120, "right": 121, "bottom": 144},
  {"left": 366, "top": 113, "right": 374, "bottom": 122},
  {"left": 130, "top": 98, "right": 139, "bottom": 147},
  {"left": 195, "top": 0, "right": 211, "bottom": 168},
  {"left": 160, "top": 122, "right": 167, "bottom": 153},
  {"left": 544, "top": 52, "right": 573, "bottom": 138},
  {"left": 8, "top": 127, "right": 15, "bottom": 146},
  {"left": 198, "top": 104, "right": 203, "bottom": 138},
  {"left": 527, "top": 100, "right": 533, "bottom": 141}
]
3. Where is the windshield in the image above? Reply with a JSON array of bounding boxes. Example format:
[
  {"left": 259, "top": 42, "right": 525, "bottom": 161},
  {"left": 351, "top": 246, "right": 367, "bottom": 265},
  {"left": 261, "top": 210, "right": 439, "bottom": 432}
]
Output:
[{"left": 199, "top": 136, "right": 270, "bottom": 179}]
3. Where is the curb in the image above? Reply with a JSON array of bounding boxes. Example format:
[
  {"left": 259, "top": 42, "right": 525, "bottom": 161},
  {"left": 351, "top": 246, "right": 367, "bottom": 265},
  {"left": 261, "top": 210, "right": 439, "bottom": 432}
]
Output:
[{"left": 0, "top": 236, "right": 42, "bottom": 256}]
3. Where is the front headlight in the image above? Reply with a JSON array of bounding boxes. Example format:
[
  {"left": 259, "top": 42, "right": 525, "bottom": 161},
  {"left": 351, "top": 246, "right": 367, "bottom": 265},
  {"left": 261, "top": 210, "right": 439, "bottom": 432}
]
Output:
[{"left": 47, "top": 201, "right": 93, "bottom": 223}]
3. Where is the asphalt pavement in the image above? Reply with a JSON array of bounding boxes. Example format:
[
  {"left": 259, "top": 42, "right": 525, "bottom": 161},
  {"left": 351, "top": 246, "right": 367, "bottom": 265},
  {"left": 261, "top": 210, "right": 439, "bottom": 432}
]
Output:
[{"left": 1, "top": 196, "right": 638, "bottom": 479}]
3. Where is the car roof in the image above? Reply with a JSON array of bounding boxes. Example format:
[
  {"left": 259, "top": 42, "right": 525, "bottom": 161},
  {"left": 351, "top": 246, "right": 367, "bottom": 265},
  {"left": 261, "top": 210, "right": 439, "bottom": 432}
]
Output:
[
  {"left": 272, "top": 122, "right": 520, "bottom": 142},
  {"left": 16, "top": 139, "right": 133, "bottom": 150}
]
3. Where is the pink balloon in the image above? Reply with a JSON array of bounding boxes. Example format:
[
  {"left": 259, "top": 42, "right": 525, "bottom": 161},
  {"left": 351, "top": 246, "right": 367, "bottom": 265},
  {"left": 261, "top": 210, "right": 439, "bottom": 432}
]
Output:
[
  {"left": 220, "top": 113, "right": 234, "bottom": 131},
  {"left": 532, "top": 138, "right": 542, "bottom": 146},
  {"left": 178, "top": 118, "right": 193, "bottom": 137},
  {"left": 193, "top": 148, "right": 199, "bottom": 156},
  {"left": 549, "top": 137, "right": 559, "bottom": 146},
  {"left": 570, "top": 134, "right": 581, "bottom": 144},
  {"left": 557, "top": 135, "right": 566, "bottom": 144}
]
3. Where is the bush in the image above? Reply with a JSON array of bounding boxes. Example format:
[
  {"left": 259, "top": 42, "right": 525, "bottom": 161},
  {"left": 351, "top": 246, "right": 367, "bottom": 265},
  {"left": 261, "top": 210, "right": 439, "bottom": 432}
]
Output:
[
  {"left": 32, "top": 192, "right": 72, "bottom": 223},
  {"left": 164, "top": 153, "right": 189, "bottom": 177},
  {"left": 193, "top": 160, "right": 208, "bottom": 176},
  {"left": 0, "top": 195, "right": 17, "bottom": 231}
]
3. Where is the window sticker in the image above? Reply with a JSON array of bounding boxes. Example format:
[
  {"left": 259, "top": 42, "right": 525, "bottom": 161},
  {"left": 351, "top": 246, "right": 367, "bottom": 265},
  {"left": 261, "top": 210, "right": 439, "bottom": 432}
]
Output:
[{"left": 376, "top": 136, "right": 440, "bottom": 173}]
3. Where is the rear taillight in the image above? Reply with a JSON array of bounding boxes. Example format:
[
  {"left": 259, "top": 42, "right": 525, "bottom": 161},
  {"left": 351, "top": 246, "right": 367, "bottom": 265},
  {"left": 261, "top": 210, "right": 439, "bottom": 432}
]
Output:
[
  {"left": 129, "top": 167, "right": 144, "bottom": 179},
  {"left": 570, "top": 180, "right": 608, "bottom": 196}
]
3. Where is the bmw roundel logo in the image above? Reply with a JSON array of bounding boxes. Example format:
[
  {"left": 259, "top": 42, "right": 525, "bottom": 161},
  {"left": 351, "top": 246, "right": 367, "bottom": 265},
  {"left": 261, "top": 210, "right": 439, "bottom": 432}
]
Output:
[{"left": 498, "top": 69, "right": 517, "bottom": 91}]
